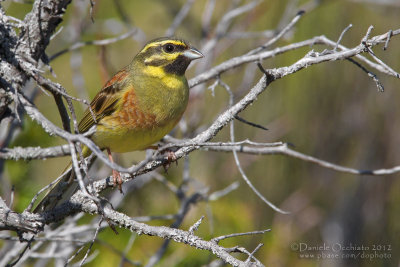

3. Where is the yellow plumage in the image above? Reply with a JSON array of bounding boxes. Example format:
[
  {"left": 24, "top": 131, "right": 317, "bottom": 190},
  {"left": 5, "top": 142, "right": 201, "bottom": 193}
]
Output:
[{"left": 34, "top": 37, "right": 203, "bottom": 212}]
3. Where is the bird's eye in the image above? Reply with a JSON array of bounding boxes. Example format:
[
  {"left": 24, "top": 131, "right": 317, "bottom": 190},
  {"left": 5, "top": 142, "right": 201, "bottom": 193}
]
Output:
[{"left": 164, "top": 44, "right": 175, "bottom": 53}]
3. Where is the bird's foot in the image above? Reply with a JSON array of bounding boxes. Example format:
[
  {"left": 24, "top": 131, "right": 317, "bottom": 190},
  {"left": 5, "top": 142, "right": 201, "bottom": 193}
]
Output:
[
  {"left": 162, "top": 150, "right": 178, "bottom": 173},
  {"left": 112, "top": 169, "right": 123, "bottom": 193}
]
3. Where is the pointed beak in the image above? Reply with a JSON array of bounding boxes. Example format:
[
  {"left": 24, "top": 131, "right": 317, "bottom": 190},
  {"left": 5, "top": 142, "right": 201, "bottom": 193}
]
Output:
[{"left": 183, "top": 47, "right": 204, "bottom": 60}]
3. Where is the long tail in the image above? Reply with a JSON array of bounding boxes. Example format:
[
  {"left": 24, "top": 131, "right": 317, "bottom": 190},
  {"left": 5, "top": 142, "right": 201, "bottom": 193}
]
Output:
[{"left": 34, "top": 147, "right": 93, "bottom": 213}]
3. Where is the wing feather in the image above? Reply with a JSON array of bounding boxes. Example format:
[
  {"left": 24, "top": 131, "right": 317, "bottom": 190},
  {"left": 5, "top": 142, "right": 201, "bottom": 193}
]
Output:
[{"left": 78, "top": 67, "right": 130, "bottom": 133}]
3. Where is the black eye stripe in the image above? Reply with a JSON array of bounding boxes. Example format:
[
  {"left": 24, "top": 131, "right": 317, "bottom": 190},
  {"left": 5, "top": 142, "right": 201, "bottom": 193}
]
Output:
[
  {"left": 162, "top": 43, "right": 187, "bottom": 52},
  {"left": 174, "top": 44, "right": 186, "bottom": 51}
]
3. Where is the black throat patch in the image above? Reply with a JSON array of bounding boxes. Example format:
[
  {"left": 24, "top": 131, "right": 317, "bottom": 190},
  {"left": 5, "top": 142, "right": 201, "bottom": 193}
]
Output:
[{"left": 164, "top": 55, "right": 191, "bottom": 76}]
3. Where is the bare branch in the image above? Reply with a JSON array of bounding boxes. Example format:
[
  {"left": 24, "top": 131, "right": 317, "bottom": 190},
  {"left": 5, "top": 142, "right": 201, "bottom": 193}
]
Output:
[
  {"left": 203, "top": 143, "right": 400, "bottom": 175},
  {"left": 247, "top": 9, "right": 306, "bottom": 55},
  {"left": 383, "top": 29, "right": 392, "bottom": 50},
  {"left": 1, "top": 1, "right": 400, "bottom": 265},
  {"left": 334, "top": 23, "right": 353, "bottom": 51},
  {"left": 189, "top": 29, "right": 400, "bottom": 89},
  {"left": 188, "top": 216, "right": 205, "bottom": 234},
  {"left": 63, "top": 193, "right": 264, "bottom": 266},
  {"left": 235, "top": 115, "right": 268, "bottom": 131},
  {"left": 165, "top": 0, "right": 196, "bottom": 37},
  {"left": 246, "top": 243, "right": 264, "bottom": 265},
  {"left": 0, "top": 145, "right": 70, "bottom": 160},
  {"left": 212, "top": 229, "right": 270, "bottom": 244},
  {"left": 80, "top": 217, "right": 103, "bottom": 266},
  {"left": 346, "top": 58, "right": 384, "bottom": 92},
  {"left": 50, "top": 29, "right": 139, "bottom": 61},
  {"left": 208, "top": 181, "right": 240, "bottom": 201},
  {"left": 0, "top": 198, "right": 43, "bottom": 233}
]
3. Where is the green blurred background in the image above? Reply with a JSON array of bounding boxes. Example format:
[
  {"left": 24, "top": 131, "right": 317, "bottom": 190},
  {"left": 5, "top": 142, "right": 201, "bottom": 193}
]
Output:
[{"left": 1, "top": 0, "right": 400, "bottom": 266}]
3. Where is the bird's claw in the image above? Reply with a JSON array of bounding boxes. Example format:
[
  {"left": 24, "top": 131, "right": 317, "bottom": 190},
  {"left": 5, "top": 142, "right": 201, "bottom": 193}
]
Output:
[
  {"left": 112, "top": 169, "right": 123, "bottom": 193},
  {"left": 162, "top": 150, "right": 178, "bottom": 172}
]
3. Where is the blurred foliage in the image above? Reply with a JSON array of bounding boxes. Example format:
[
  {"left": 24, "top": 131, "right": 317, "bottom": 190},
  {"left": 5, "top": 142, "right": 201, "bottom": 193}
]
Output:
[{"left": 1, "top": 0, "right": 400, "bottom": 266}]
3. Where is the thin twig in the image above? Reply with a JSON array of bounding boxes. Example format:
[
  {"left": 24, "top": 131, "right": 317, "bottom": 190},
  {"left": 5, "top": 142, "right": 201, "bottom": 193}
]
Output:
[
  {"left": 247, "top": 9, "right": 305, "bottom": 55},
  {"left": 71, "top": 197, "right": 262, "bottom": 266},
  {"left": 223, "top": 73, "right": 288, "bottom": 214},
  {"left": 51, "top": 91, "right": 71, "bottom": 132},
  {"left": 361, "top": 25, "right": 374, "bottom": 44},
  {"left": 25, "top": 170, "right": 69, "bottom": 212},
  {"left": 6, "top": 236, "right": 35, "bottom": 267},
  {"left": 89, "top": 0, "right": 95, "bottom": 23},
  {"left": 346, "top": 58, "right": 384, "bottom": 92},
  {"left": 334, "top": 24, "right": 352, "bottom": 51},
  {"left": 383, "top": 29, "right": 392, "bottom": 50},
  {"left": 366, "top": 46, "right": 400, "bottom": 78},
  {"left": 189, "top": 29, "right": 400, "bottom": 89},
  {"left": 119, "top": 234, "right": 137, "bottom": 267},
  {"left": 64, "top": 245, "right": 86, "bottom": 266},
  {"left": 79, "top": 217, "right": 103, "bottom": 266},
  {"left": 203, "top": 143, "right": 400, "bottom": 175},
  {"left": 212, "top": 229, "right": 270, "bottom": 244},
  {"left": 208, "top": 181, "right": 240, "bottom": 201},
  {"left": 235, "top": 115, "right": 268, "bottom": 131},
  {"left": 50, "top": 29, "right": 138, "bottom": 61},
  {"left": 165, "top": 0, "right": 196, "bottom": 36},
  {"left": 245, "top": 243, "right": 264, "bottom": 264},
  {"left": 188, "top": 216, "right": 204, "bottom": 234}
]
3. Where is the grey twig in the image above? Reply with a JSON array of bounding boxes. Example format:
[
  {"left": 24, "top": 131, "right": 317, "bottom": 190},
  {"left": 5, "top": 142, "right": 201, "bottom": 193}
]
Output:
[
  {"left": 212, "top": 229, "right": 270, "bottom": 244},
  {"left": 223, "top": 72, "right": 287, "bottom": 214},
  {"left": 165, "top": 0, "right": 196, "bottom": 37},
  {"left": 326, "top": 30, "right": 400, "bottom": 78},
  {"left": 145, "top": 192, "right": 205, "bottom": 267},
  {"left": 203, "top": 143, "right": 400, "bottom": 175},
  {"left": 235, "top": 115, "right": 268, "bottom": 131},
  {"left": 0, "top": 198, "right": 43, "bottom": 233},
  {"left": 68, "top": 141, "right": 94, "bottom": 203},
  {"left": 245, "top": 243, "right": 264, "bottom": 265},
  {"left": 208, "top": 181, "right": 240, "bottom": 201},
  {"left": 133, "top": 214, "right": 178, "bottom": 222},
  {"left": 201, "top": 0, "right": 216, "bottom": 36},
  {"left": 151, "top": 172, "right": 179, "bottom": 194},
  {"left": 82, "top": 28, "right": 400, "bottom": 195},
  {"left": 65, "top": 245, "right": 86, "bottom": 266},
  {"left": 17, "top": 92, "right": 134, "bottom": 173},
  {"left": 119, "top": 234, "right": 138, "bottom": 267},
  {"left": 89, "top": 0, "right": 95, "bottom": 23},
  {"left": 20, "top": 64, "right": 90, "bottom": 106},
  {"left": 189, "top": 29, "right": 400, "bottom": 88},
  {"left": 247, "top": 9, "right": 306, "bottom": 55},
  {"left": 79, "top": 217, "right": 103, "bottom": 266},
  {"left": 5, "top": 236, "right": 35, "bottom": 267},
  {"left": 25, "top": 171, "right": 68, "bottom": 212},
  {"left": 361, "top": 25, "right": 374, "bottom": 45},
  {"left": 1, "top": 1, "right": 400, "bottom": 265},
  {"left": 61, "top": 194, "right": 264, "bottom": 267},
  {"left": 366, "top": 46, "right": 400, "bottom": 78},
  {"left": 334, "top": 24, "right": 353, "bottom": 51},
  {"left": 188, "top": 216, "right": 205, "bottom": 234},
  {"left": 200, "top": 0, "right": 261, "bottom": 58},
  {"left": 384, "top": 29, "right": 392, "bottom": 50},
  {"left": 51, "top": 91, "right": 71, "bottom": 132},
  {"left": 346, "top": 58, "right": 384, "bottom": 92},
  {"left": 50, "top": 29, "right": 138, "bottom": 61}
]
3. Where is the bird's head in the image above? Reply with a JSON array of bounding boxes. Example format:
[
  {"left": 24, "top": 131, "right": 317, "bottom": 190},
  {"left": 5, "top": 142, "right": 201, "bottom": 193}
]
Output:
[{"left": 134, "top": 37, "right": 203, "bottom": 76}]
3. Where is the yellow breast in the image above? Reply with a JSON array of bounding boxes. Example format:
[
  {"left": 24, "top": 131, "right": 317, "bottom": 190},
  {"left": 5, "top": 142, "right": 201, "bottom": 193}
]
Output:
[
  {"left": 92, "top": 118, "right": 180, "bottom": 152},
  {"left": 91, "top": 75, "right": 188, "bottom": 153}
]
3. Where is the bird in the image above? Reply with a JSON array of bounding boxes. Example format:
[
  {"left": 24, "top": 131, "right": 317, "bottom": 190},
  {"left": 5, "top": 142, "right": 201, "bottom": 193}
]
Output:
[{"left": 34, "top": 37, "right": 203, "bottom": 212}]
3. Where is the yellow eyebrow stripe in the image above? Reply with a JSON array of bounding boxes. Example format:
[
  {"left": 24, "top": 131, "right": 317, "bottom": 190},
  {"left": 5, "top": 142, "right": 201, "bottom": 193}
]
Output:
[
  {"left": 144, "top": 53, "right": 179, "bottom": 65},
  {"left": 141, "top": 40, "right": 186, "bottom": 53}
]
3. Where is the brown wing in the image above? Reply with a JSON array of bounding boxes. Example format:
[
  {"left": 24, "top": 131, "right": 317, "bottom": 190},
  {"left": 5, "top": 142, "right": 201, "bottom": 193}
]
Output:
[{"left": 78, "top": 67, "right": 130, "bottom": 133}]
